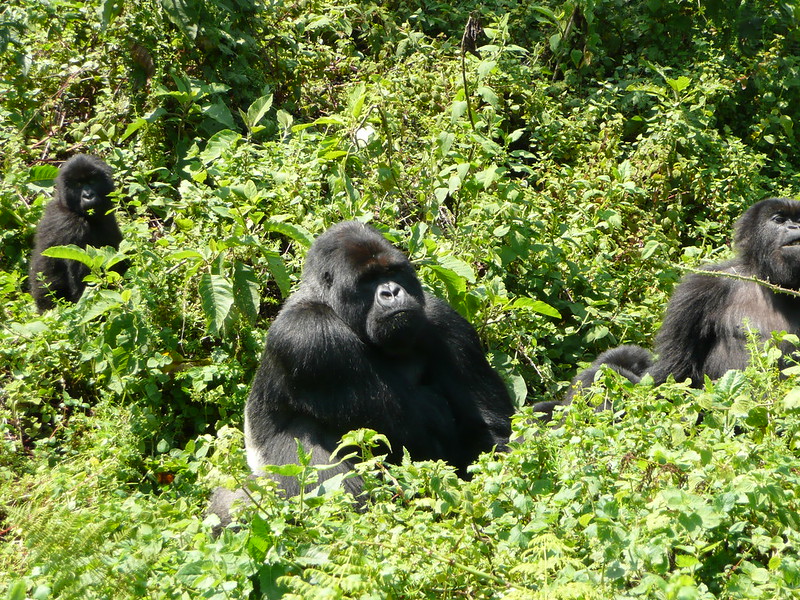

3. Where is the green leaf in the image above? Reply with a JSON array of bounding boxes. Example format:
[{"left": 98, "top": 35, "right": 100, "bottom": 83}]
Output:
[
  {"left": 476, "top": 85, "right": 500, "bottom": 108},
  {"left": 428, "top": 264, "right": 467, "bottom": 295},
  {"left": 29, "top": 164, "right": 59, "bottom": 184},
  {"left": 666, "top": 75, "right": 691, "bottom": 94},
  {"left": 549, "top": 33, "right": 562, "bottom": 53},
  {"left": 264, "top": 221, "right": 314, "bottom": 247},
  {"left": 200, "top": 129, "right": 242, "bottom": 164},
  {"left": 641, "top": 240, "right": 661, "bottom": 259},
  {"left": 6, "top": 580, "right": 26, "bottom": 600},
  {"left": 41, "top": 245, "right": 93, "bottom": 268},
  {"left": 204, "top": 99, "right": 236, "bottom": 129},
  {"left": 232, "top": 261, "right": 260, "bottom": 325},
  {"left": 99, "top": 0, "right": 123, "bottom": 28},
  {"left": 120, "top": 108, "right": 167, "bottom": 141},
  {"left": 276, "top": 109, "right": 293, "bottom": 132},
  {"left": 161, "top": 0, "right": 199, "bottom": 40},
  {"left": 438, "top": 255, "right": 476, "bottom": 283},
  {"left": 246, "top": 94, "right": 273, "bottom": 130},
  {"left": 265, "top": 252, "right": 291, "bottom": 298},
  {"left": 77, "top": 293, "right": 123, "bottom": 324},
  {"left": 199, "top": 273, "right": 234, "bottom": 336},
  {"left": 168, "top": 249, "right": 205, "bottom": 261},
  {"left": 511, "top": 297, "right": 562, "bottom": 319},
  {"left": 783, "top": 387, "right": 800, "bottom": 410}
]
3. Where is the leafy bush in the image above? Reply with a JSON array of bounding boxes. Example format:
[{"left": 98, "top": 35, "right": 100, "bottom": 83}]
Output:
[{"left": 1, "top": 0, "right": 800, "bottom": 597}]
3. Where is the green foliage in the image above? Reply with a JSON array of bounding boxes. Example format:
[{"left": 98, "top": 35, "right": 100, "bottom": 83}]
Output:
[{"left": 1, "top": 0, "right": 800, "bottom": 597}]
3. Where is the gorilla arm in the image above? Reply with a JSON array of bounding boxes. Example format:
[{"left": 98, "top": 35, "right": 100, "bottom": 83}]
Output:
[
  {"left": 422, "top": 294, "right": 514, "bottom": 454},
  {"left": 647, "top": 270, "right": 734, "bottom": 386}
]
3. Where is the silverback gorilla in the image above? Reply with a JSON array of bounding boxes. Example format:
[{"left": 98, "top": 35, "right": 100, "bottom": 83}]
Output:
[
  {"left": 557, "top": 197, "right": 800, "bottom": 405},
  {"left": 244, "top": 221, "right": 514, "bottom": 496},
  {"left": 29, "top": 154, "right": 123, "bottom": 312}
]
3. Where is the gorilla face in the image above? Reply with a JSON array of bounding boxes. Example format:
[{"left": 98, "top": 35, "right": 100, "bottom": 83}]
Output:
[
  {"left": 736, "top": 198, "right": 800, "bottom": 289},
  {"left": 56, "top": 154, "right": 115, "bottom": 217},
  {"left": 365, "top": 278, "right": 427, "bottom": 355},
  {"left": 304, "top": 222, "right": 427, "bottom": 354}
]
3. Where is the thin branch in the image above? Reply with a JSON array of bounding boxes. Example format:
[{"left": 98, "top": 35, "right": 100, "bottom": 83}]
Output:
[
  {"left": 460, "top": 14, "right": 482, "bottom": 132},
  {"left": 674, "top": 263, "right": 800, "bottom": 298}
]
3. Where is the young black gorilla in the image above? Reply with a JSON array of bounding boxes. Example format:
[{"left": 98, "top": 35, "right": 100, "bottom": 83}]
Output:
[
  {"left": 561, "top": 197, "right": 800, "bottom": 403},
  {"left": 29, "top": 154, "right": 123, "bottom": 312},
  {"left": 244, "top": 220, "right": 514, "bottom": 497}
]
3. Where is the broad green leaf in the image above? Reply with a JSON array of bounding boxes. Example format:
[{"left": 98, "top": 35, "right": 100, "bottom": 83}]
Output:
[
  {"left": 41, "top": 245, "right": 93, "bottom": 268},
  {"left": 160, "top": 0, "right": 199, "bottom": 39},
  {"left": 168, "top": 249, "right": 205, "bottom": 261},
  {"left": 204, "top": 100, "right": 236, "bottom": 129},
  {"left": 265, "top": 253, "right": 291, "bottom": 298},
  {"left": 428, "top": 264, "right": 467, "bottom": 295},
  {"left": 29, "top": 164, "right": 59, "bottom": 184},
  {"left": 476, "top": 85, "right": 500, "bottom": 108},
  {"left": 120, "top": 107, "right": 167, "bottom": 141},
  {"left": 783, "top": 387, "right": 800, "bottom": 410},
  {"left": 264, "top": 221, "right": 314, "bottom": 247},
  {"left": 666, "top": 75, "right": 691, "bottom": 93},
  {"left": 641, "top": 240, "right": 661, "bottom": 259},
  {"left": 246, "top": 94, "right": 273, "bottom": 129},
  {"left": 6, "top": 580, "right": 26, "bottom": 600},
  {"left": 199, "top": 273, "right": 234, "bottom": 336},
  {"left": 232, "top": 261, "right": 260, "bottom": 325},
  {"left": 276, "top": 109, "right": 293, "bottom": 132},
  {"left": 99, "top": 0, "right": 123, "bottom": 28},
  {"left": 511, "top": 297, "right": 562, "bottom": 319},
  {"left": 200, "top": 129, "right": 241, "bottom": 164},
  {"left": 438, "top": 255, "right": 476, "bottom": 283}
]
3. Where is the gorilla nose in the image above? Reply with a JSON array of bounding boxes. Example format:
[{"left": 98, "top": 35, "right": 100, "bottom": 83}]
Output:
[{"left": 376, "top": 282, "right": 406, "bottom": 306}]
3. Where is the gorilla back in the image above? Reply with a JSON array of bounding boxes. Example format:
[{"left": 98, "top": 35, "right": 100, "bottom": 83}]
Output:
[
  {"left": 29, "top": 154, "right": 123, "bottom": 312},
  {"left": 245, "top": 221, "right": 514, "bottom": 496}
]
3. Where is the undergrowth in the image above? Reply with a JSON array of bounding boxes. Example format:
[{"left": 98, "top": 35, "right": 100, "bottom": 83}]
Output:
[{"left": 1, "top": 0, "right": 800, "bottom": 598}]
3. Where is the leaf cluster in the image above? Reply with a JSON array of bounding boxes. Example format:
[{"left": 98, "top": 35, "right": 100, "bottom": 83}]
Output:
[{"left": 1, "top": 0, "right": 800, "bottom": 597}]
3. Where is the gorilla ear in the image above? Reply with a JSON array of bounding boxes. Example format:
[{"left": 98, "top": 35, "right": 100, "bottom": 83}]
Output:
[{"left": 322, "top": 271, "right": 333, "bottom": 288}]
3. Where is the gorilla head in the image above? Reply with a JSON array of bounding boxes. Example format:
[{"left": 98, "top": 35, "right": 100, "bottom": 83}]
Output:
[
  {"left": 735, "top": 197, "right": 800, "bottom": 289},
  {"left": 303, "top": 222, "right": 428, "bottom": 354},
  {"left": 29, "top": 154, "right": 123, "bottom": 312},
  {"left": 54, "top": 154, "right": 116, "bottom": 217}
]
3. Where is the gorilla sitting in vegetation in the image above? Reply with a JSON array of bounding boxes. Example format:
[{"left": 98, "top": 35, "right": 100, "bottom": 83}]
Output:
[
  {"left": 553, "top": 197, "right": 800, "bottom": 409},
  {"left": 243, "top": 220, "right": 514, "bottom": 497},
  {"left": 28, "top": 154, "right": 124, "bottom": 312}
]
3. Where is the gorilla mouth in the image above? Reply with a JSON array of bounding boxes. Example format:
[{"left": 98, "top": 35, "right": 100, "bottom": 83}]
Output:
[{"left": 783, "top": 239, "right": 800, "bottom": 248}]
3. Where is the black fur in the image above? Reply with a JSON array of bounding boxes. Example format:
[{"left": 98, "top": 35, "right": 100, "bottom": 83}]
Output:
[
  {"left": 565, "top": 344, "right": 653, "bottom": 403},
  {"left": 532, "top": 345, "right": 653, "bottom": 419},
  {"left": 243, "top": 221, "right": 514, "bottom": 497},
  {"left": 648, "top": 197, "right": 800, "bottom": 385},
  {"left": 29, "top": 155, "right": 123, "bottom": 312}
]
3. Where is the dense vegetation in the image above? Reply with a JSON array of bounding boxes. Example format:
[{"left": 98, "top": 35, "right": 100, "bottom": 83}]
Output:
[{"left": 2, "top": 0, "right": 800, "bottom": 597}]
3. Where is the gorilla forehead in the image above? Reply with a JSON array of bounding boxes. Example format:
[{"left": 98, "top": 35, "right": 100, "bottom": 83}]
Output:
[
  {"left": 57, "top": 154, "right": 114, "bottom": 184},
  {"left": 304, "top": 221, "right": 406, "bottom": 278}
]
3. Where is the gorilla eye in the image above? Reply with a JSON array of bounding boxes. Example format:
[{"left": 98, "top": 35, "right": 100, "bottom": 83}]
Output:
[{"left": 772, "top": 214, "right": 788, "bottom": 224}]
